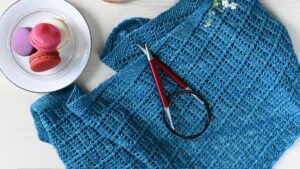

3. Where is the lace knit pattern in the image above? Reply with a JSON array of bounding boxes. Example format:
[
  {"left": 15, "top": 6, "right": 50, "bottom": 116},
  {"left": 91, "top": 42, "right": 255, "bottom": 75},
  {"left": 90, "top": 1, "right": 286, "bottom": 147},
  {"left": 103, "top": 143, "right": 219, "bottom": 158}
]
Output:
[{"left": 31, "top": 0, "right": 300, "bottom": 168}]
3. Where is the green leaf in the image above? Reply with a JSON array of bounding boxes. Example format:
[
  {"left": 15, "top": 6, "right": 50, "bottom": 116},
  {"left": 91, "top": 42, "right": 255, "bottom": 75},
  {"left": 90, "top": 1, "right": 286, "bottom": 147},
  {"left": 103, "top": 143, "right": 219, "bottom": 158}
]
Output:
[{"left": 212, "top": 0, "right": 219, "bottom": 8}]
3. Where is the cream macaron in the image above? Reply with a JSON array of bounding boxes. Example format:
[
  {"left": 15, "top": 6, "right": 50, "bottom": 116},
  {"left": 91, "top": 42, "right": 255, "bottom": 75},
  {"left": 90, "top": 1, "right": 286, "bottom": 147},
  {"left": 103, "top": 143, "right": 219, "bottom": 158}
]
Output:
[{"left": 42, "top": 18, "right": 70, "bottom": 50}]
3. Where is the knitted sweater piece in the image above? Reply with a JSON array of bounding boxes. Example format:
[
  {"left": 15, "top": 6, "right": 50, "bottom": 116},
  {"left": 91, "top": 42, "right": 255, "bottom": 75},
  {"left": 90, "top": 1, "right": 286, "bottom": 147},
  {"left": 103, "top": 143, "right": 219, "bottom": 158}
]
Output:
[{"left": 31, "top": 0, "right": 300, "bottom": 168}]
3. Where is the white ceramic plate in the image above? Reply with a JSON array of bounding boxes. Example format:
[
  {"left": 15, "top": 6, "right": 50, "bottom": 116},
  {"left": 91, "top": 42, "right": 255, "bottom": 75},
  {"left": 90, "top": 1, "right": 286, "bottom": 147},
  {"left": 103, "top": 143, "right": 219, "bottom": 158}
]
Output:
[{"left": 0, "top": 0, "right": 91, "bottom": 93}]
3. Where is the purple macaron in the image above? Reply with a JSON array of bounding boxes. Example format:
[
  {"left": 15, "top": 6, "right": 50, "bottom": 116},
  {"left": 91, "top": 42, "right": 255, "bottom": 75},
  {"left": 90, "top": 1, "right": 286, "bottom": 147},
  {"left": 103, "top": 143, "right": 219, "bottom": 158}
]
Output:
[{"left": 11, "top": 27, "right": 36, "bottom": 56}]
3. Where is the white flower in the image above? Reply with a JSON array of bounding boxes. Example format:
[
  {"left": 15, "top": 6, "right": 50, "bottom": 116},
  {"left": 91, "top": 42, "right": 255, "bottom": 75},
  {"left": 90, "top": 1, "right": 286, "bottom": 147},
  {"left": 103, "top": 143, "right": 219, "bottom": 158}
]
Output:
[
  {"left": 230, "top": 2, "right": 238, "bottom": 10},
  {"left": 204, "top": 0, "right": 239, "bottom": 27},
  {"left": 222, "top": 0, "right": 230, "bottom": 8}
]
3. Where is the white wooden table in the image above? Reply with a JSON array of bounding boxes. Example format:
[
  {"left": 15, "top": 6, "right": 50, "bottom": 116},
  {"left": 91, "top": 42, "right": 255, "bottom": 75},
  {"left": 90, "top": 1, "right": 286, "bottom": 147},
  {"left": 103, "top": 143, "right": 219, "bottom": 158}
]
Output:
[{"left": 0, "top": 0, "right": 299, "bottom": 168}]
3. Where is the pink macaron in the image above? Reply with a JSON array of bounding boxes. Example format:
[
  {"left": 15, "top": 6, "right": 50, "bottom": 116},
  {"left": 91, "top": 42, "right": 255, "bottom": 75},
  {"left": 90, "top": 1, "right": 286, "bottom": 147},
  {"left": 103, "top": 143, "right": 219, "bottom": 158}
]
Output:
[
  {"left": 29, "top": 50, "right": 61, "bottom": 72},
  {"left": 30, "top": 23, "right": 61, "bottom": 52}
]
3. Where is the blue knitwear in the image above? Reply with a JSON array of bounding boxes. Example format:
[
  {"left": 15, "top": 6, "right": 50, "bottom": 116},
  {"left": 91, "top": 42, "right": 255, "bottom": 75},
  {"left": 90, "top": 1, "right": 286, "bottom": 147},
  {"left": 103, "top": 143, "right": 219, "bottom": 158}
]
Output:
[{"left": 31, "top": 0, "right": 300, "bottom": 168}]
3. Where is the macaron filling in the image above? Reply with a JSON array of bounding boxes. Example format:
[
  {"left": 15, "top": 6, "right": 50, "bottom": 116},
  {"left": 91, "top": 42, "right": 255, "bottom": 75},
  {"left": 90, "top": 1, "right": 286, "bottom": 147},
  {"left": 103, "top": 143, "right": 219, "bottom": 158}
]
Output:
[
  {"left": 29, "top": 50, "right": 61, "bottom": 72},
  {"left": 29, "top": 54, "right": 59, "bottom": 63}
]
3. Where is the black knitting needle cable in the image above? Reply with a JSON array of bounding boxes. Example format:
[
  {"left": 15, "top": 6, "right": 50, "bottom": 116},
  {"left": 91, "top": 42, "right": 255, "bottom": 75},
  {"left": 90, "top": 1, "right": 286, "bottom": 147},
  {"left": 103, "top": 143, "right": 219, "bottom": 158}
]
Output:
[{"left": 162, "top": 90, "right": 212, "bottom": 140}]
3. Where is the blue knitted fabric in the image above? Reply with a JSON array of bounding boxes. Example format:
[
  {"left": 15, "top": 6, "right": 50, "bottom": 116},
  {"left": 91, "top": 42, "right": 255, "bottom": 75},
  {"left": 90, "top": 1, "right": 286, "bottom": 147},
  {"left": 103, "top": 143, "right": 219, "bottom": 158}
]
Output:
[{"left": 31, "top": 0, "right": 300, "bottom": 168}]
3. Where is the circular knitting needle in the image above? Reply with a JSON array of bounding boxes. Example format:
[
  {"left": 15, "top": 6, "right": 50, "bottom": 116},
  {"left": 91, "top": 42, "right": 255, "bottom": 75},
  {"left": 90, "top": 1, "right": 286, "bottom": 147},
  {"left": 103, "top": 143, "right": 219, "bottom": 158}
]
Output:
[
  {"left": 138, "top": 44, "right": 211, "bottom": 139},
  {"left": 138, "top": 44, "right": 175, "bottom": 130}
]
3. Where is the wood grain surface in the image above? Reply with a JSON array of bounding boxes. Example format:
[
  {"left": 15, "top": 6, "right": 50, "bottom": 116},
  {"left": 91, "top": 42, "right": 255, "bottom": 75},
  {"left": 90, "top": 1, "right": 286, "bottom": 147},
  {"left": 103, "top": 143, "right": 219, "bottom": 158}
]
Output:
[{"left": 0, "top": 0, "right": 299, "bottom": 168}]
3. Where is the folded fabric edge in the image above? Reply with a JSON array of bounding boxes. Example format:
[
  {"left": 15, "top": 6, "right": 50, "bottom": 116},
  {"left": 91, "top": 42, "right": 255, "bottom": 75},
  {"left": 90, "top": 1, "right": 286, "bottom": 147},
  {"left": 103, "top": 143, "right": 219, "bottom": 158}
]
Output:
[
  {"left": 31, "top": 84, "right": 79, "bottom": 112},
  {"left": 65, "top": 85, "right": 95, "bottom": 116},
  {"left": 100, "top": 0, "right": 211, "bottom": 72},
  {"left": 101, "top": 17, "right": 150, "bottom": 60},
  {"left": 31, "top": 108, "right": 50, "bottom": 143},
  {"left": 30, "top": 84, "right": 86, "bottom": 143}
]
